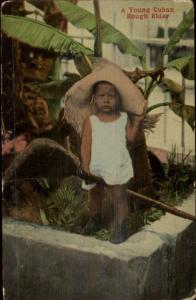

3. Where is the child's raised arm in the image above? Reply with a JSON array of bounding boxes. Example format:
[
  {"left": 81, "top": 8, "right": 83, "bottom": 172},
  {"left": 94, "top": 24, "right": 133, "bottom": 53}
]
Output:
[
  {"left": 126, "top": 115, "right": 143, "bottom": 143},
  {"left": 80, "top": 117, "right": 92, "bottom": 174},
  {"left": 127, "top": 101, "right": 147, "bottom": 143}
]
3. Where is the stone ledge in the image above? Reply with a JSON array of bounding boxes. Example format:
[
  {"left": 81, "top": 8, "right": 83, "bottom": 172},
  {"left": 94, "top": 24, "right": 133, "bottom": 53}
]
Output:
[{"left": 3, "top": 193, "right": 196, "bottom": 300}]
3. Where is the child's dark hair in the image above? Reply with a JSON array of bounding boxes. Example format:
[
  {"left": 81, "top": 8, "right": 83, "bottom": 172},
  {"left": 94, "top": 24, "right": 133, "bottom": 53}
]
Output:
[
  {"left": 92, "top": 80, "right": 120, "bottom": 97},
  {"left": 91, "top": 80, "right": 122, "bottom": 111}
]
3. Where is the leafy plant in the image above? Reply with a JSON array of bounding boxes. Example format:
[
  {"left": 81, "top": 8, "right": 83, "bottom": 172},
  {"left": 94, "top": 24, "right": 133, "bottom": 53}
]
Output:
[
  {"left": 2, "top": 1, "right": 195, "bottom": 238},
  {"left": 2, "top": 15, "right": 93, "bottom": 57},
  {"left": 144, "top": 208, "right": 164, "bottom": 225},
  {"left": 95, "top": 228, "right": 110, "bottom": 241},
  {"left": 35, "top": 178, "right": 51, "bottom": 190},
  {"left": 53, "top": 0, "right": 144, "bottom": 62},
  {"left": 160, "top": 8, "right": 194, "bottom": 61},
  {"left": 165, "top": 56, "right": 194, "bottom": 78},
  {"left": 156, "top": 145, "right": 195, "bottom": 205},
  {"left": 42, "top": 182, "right": 89, "bottom": 232},
  {"left": 2, "top": 3, "right": 194, "bottom": 128}
]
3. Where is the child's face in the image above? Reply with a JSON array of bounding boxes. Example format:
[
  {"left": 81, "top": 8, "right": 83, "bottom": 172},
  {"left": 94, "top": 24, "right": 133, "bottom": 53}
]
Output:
[{"left": 93, "top": 83, "right": 120, "bottom": 114}]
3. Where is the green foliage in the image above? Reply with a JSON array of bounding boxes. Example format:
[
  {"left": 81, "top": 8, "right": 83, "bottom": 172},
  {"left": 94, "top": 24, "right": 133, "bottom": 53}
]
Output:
[
  {"left": 40, "top": 74, "right": 81, "bottom": 101},
  {"left": 181, "top": 57, "right": 195, "bottom": 80},
  {"left": 146, "top": 8, "right": 194, "bottom": 100},
  {"left": 54, "top": 0, "right": 144, "bottom": 61},
  {"left": 35, "top": 178, "right": 62, "bottom": 193},
  {"left": 144, "top": 208, "right": 164, "bottom": 225},
  {"left": 39, "top": 73, "right": 81, "bottom": 121},
  {"left": 165, "top": 56, "right": 194, "bottom": 80},
  {"left": 42, "top": 182, "right": 89, "bottom": 232},
  {"left": 161, "top": 77, "right": 183, "bottom": 94},
  {"left": 95, "top": 229, "right": 110, "bottom": 241},
  {"left": 2, "top": 3, "right": 194, "bottom": 236},
  {"left": 1, "top": 15, "right": 93, "bottom": 57},
  {"left": 158, "top": 78, "right": 195, "bottom": 131},
  {"left": 160, "top": 8, "right": 194, "bottom": 60},
  {"left": 35, "top": 178, "right": 51, "bottom": 190},
  {"left": 156, "top": 145, "right": 195, "bottom": 205},
  {"left": 144, "top": 148, "right": 194, "bottom": 224},
  {"left": 74, "top": 53, "right": 93, "bottom": 77},
  {"left": 169, "top": 103, "right": 195, "bottom": 131}
]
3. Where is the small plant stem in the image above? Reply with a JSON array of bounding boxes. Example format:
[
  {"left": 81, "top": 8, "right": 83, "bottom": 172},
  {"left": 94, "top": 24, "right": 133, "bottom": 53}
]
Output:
[
  {"left": 144, "top": 79, "right": 155, "bottom": 99},
  {"left": 146, "top": 102, "right": 171, "bottom": 113}
]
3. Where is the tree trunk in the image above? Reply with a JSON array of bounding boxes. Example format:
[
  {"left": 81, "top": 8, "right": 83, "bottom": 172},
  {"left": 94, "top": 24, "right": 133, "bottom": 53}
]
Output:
[{"left": 129, "top": 129, "right": 156, "bottom": 208}]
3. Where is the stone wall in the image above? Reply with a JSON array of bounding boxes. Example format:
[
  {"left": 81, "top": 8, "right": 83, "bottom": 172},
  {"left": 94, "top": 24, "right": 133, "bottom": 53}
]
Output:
[{"left": 3, "top": 193, "right": 196, "bottom": 300}]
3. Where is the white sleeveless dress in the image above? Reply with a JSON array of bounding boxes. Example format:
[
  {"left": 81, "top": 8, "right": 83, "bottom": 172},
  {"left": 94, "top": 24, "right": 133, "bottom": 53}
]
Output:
[{"left": 89, "top": 112, "right": 134, "bottom": 185}]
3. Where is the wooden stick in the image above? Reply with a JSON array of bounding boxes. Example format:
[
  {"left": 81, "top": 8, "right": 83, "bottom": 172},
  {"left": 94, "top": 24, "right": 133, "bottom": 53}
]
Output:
[
  {"left": 126, "top": 189, "right": 196, "bottom": 222},
  {"left": 80, "top": 170, "right": 196, "bottom": 222}
]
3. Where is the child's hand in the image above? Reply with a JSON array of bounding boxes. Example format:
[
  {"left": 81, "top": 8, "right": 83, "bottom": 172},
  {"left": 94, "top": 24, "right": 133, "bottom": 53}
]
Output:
[
  {"left": 135, "top": 113, "right": 145, "bottom": 123},
  {"left": 77, "top": 167, "right": 91, "bottom": 183},
  {"left": 135, "top": 101, "right": 148, "bottom": 123}
]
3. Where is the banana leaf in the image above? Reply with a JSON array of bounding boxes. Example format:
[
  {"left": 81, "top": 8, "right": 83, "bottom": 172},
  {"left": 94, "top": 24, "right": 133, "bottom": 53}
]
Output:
[
  {"left": 169, "top": 103, "right": 195, "bottom": 131},
  {"left": 161, "top": 8, "right": 194, "bottom": 59},
  {"left": 147, "top": 101, "right": 195, "bottom": 131},
  {"left": 53, "top": 0, "right": 144, "bottom": 60},
  {"left": 159, "top": 77, "right": 183, "bottom": 104},
  {"left": 181, "top": 57, "right": 194, "bottom": 80},
  {"left": 160, "top": 78, "right": 183, "bottom": 94},
  {"left": 74, "top": 53, "right": 93, "bottom": 76},
  {"left": 40, "top": 73, "right": 81, "bottom": 101},
  {"left": 159, "top": 77, "right": 195, "bottom": 130},
  {"left": 165, "top": 56, "right": 194, "bottom": 80},
  {"left": 40, "top": 73, "right": 81, "bottom": 121},
  {"left": 1, "top": 15, "right": 93, "bottom": 57}
]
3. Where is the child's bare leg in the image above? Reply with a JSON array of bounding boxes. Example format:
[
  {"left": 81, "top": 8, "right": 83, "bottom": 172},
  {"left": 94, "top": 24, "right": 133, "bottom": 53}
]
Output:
[
  {"left": 104, "top": 184, "right": 130, "bottom": 243},
  {"left": 89, "top": 183, "right": 104, "bottom": 217},
  {"left": 81, "top": 183, "right": 104, "bottom": 235}
]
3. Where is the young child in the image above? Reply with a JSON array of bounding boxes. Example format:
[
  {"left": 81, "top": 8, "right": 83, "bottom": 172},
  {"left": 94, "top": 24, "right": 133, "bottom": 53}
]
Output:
[{"left": 81, "top": 80, "right": 145, "bottom": 243}]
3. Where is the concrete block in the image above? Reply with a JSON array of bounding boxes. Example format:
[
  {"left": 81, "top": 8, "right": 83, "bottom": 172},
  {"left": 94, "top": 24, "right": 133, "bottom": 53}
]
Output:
[{"left": 3, "top": 193, "right": 196, "bottom": 300}]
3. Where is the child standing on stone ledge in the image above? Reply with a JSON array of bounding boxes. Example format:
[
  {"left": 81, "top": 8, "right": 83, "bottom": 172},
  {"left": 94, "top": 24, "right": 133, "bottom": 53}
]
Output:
[{"left": 81, "top": 80, "right": 146, "bottom": 244}]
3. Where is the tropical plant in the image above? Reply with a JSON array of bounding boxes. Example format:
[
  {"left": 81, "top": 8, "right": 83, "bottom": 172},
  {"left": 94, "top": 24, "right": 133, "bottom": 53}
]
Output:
[
  {"left": 143, "top": 208, "right": 164, "bottom": 225},
  {"left": 40, "top": 182, "right": 89, "bottom": 232},
  {"left": 156, "top": 145, "right": 195, "bottom": 205},
  {"left": 2, "top": 1, "right": 194, "bottom": 131},
  {"left": 2, "top": 15, "right": 93, "bottom": 56},
  {"left": 1, "top": 0, "right": 194, "bottom": 213}
]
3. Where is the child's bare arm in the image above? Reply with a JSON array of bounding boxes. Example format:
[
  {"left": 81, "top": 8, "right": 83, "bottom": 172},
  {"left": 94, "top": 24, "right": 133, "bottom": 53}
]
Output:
[
  {"left": 127, "top": 101, "right": 147, "bottom": 143},
  {"left": 81, "top": 117, "right": 92, "bottom": 174},
  {"left": 126, "top": 116, "right": 143, "bottom": 143}
]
